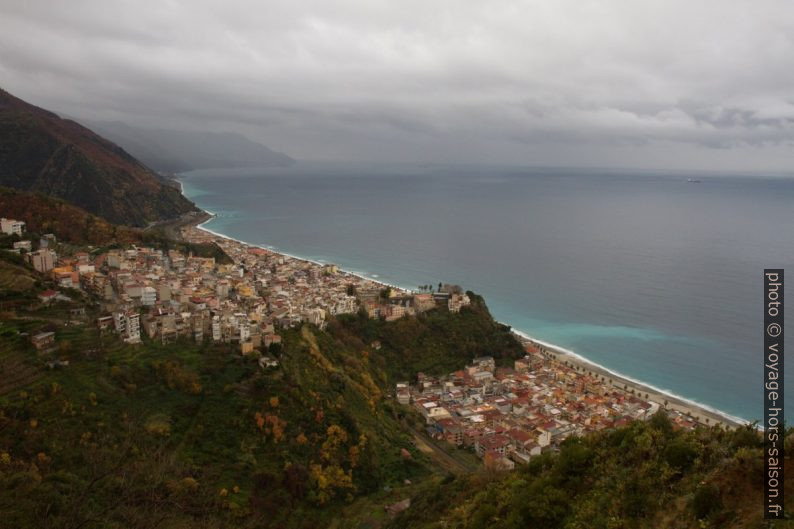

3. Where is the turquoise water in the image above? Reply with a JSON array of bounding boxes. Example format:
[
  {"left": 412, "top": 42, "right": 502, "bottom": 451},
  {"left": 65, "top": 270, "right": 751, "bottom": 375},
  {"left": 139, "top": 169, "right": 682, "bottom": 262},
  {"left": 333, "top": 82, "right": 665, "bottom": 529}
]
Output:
[{"left": 180, "top": 162, "right": 794, "bottom": 422}]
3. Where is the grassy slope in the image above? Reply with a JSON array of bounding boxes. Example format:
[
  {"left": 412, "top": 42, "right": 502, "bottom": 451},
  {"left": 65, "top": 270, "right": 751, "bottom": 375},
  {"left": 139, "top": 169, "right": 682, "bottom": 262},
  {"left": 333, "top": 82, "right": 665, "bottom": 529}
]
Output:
[
  {"left": 0, "top": 253, "right": 39, "bottom": 292},
  {"left": 0, "top": 298, "right": 520, "bottom": 528}
]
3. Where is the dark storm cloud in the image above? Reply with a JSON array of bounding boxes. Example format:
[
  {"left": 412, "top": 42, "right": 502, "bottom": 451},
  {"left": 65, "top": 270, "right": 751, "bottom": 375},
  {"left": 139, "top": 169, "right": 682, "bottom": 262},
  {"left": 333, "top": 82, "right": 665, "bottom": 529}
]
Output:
[{"left": 1, "top": 0, "right": 794, "bottom": 170}]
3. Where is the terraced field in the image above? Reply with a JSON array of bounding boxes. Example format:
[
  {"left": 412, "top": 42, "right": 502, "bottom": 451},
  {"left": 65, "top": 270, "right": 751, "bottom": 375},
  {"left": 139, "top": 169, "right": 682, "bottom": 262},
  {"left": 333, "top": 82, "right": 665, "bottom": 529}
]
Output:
[{"left": 0, "top": 320, "right": 41, "bottom": 396}]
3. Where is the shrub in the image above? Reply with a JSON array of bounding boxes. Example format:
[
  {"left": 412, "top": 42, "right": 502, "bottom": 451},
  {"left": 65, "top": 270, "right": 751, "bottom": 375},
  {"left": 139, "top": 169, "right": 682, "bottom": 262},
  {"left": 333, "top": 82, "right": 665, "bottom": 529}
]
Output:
[{"left": 691, "top": 483, "right": 721, "bottom": 519}]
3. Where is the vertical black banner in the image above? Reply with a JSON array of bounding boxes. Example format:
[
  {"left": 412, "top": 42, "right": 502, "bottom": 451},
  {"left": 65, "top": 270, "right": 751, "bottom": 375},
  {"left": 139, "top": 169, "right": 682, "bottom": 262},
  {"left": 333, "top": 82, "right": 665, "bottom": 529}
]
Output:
[{"left": 764, "top": 269, "right": 784, "bottom": 519}]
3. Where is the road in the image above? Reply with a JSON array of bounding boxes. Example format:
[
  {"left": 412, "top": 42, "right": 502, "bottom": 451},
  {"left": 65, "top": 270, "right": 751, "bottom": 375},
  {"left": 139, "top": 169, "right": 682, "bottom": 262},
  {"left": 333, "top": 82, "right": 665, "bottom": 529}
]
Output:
[{"left": 407, "top": 426, "right": 478, "bottom": 475}]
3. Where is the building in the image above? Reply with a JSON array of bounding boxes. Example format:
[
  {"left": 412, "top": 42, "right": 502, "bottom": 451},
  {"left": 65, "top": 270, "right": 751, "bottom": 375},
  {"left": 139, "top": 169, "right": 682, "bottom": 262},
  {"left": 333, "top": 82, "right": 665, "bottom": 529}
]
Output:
[
  {"left": 0, "top": 218, "right": 25, "bottom": 236},
  {"left": 13, "top": 240, "right": 32, "bottom": 252},
  {"left": 141, "top": 286, "right": 157, "bottom": 306},
  {"left": 113, "top": 310, "right": 141, "bottom": 344},
  {"left": 38, "top": 290, "right": 59, "bottom": 304},
  {"left": 211, "top": 316, "right": 222, "bottom": 342},
  {"left": 29, "top": 249, "right": 56, "bottom": 273},
  {"left": 448, "top": 293, "right": 471, "bottom": 313},
  {"left": 31, "top": 331, "right": 55, "bottom": 351},
  {"left": 158, "top": 284, "right": 172, "bottom": 302}
]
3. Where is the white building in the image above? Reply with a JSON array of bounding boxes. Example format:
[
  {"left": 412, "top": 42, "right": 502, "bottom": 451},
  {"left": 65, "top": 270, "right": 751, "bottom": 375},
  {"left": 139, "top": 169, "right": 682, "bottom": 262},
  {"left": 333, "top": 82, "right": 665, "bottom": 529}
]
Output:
[
  {"left": 448, "top": 293, "right": 471, "bottom": 313},
  {"left": 29, "top": 249, "right": 56, "bottom": 273},
  {"left": 211, "top": 316, "right": 222, "bottom": 342},
  {"left": 239, "top": 321, "right": 250, "bottom": 342},
  {"left": 113, "top": 310, "right": 141, "bottom": 344},
  {"left": 0, "top": 218, "right": 25, "bottom": 236},
  {"left": 141, "top": 286, "right": 157, "bottom": 306}
]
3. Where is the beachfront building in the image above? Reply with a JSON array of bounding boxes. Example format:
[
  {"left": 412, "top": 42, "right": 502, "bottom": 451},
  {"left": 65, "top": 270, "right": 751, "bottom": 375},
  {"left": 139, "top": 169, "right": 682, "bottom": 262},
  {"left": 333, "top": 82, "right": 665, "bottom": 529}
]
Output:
[{"left": 401, "top": 342, "right": 677, "bottom": 467}]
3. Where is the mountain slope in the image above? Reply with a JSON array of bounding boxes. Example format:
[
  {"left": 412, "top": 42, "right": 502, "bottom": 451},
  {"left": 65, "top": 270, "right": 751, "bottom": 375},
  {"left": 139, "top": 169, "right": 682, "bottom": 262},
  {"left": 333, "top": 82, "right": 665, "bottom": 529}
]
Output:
[
  {"left": 0, "top": 187, "right": 142, "bottom": 245},
  {"left": 86, "top": 120, "right": 295, "bottom": 173},
  {"left": 0, "top": 296, "right": 520, "bottom": 528},
  {"left": 0, "top": 187, "right": 232, "bottom": 263},
  {"left": 0, "top": 88, "right": 196, "bottom": 226}
]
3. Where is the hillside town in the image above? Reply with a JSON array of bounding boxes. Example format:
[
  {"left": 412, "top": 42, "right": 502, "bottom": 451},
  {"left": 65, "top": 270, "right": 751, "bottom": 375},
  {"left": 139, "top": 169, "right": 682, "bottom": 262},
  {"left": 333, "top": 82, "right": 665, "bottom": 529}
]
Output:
[
  {"left": 399, "top": 343, "right": 709, "bottom": 470},
  {"left": 4, "top": 213, "right": 724, "bottom": 472},
  {"left": 5, "top": 216, "right": 471, "bottom": 359}
]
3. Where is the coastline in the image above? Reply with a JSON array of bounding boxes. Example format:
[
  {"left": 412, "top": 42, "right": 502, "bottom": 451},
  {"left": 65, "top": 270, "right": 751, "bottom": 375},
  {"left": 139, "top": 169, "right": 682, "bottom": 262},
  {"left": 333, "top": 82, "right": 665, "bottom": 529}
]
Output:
[
  {"left": 176, "top": 179, "right": 747, "bottom": 430},
  {"left": 510, "top": 330, "right": 747, "bottom": 428},
  {"left": 192, "top": 207, "right": 410, "bottom": 294}
]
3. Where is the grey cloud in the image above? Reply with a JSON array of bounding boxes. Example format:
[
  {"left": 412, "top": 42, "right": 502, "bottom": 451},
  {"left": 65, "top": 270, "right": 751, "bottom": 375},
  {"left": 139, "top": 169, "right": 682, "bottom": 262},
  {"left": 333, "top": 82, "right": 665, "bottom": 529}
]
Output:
[{"left": 1, "top": 0, "right": 794, "bottom": 171}]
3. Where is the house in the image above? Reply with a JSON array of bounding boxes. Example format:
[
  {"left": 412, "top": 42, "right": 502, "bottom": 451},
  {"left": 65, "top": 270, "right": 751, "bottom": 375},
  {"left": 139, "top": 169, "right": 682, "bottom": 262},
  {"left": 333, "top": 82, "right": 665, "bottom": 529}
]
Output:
[
  {"left": 263, "top": 333, "right": 282, "bottom": 347},
  {"left": 97, "top": 315, "right": 114, "bottom": 331},
  {"left": 13, "top": 240, "right": 32, "bottom": 252},
  {"left": 475, "top": 434, "right": 512, "bottom": 458},
  {"left": 471, "top": 356, "right": 495, "bottom": 372},
  {"left": 412, "top": 293, "right": 436, "bottom": 313},
  {"left": 0, "top": 218, "right": 25, "bottom": 236},
  {"left": 31, "top": 331, "right": 55, "bottom": 351},
  {"left": 484, "top": 450, "right": 515, "bottom": 470},
  {"left": 448, "top": 292, "right": 471, "bottom": 313},
  {"left": 258, "top": 355, "right": 279, "bottom": 368},
  {"left": 38, "top": 290, "right": 59, "bottom": 304}
]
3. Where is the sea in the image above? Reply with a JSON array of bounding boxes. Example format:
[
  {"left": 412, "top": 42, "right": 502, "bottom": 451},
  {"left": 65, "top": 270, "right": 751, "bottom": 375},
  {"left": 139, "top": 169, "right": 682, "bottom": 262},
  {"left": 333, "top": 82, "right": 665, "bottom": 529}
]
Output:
[{"left": 179, "top": 161, "right": 794, "bottom": 423}]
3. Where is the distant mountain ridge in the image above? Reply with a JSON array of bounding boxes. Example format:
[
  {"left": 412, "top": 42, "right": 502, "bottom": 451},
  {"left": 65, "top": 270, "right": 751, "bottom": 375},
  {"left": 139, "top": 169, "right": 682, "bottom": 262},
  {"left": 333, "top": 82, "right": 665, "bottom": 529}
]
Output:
[
  {"left": 0, "top": 88, "right": 197, "bottom": 227},
  {"left": 85, "top": 120, "right": 295, "bottom": 173}
]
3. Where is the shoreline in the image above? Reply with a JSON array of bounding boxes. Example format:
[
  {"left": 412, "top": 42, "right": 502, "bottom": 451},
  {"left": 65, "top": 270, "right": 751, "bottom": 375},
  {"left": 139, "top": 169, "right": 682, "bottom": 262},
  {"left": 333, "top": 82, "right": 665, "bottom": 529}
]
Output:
[
  {"left": 193, "top": 208, "right": 410, "bottom": 294},
  {"left": 176, "top": 178, "right": 748, "bottom": 429},
  {"left": 510, "top": 330, "right": 747, "bottom": 428}
]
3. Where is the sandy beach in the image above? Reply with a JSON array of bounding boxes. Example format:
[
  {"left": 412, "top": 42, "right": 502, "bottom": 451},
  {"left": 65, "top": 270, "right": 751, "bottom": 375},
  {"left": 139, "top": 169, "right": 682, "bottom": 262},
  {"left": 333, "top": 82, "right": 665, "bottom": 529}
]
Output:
[{"left": 513, "top": 334, "right": 747, "bottom": 429}]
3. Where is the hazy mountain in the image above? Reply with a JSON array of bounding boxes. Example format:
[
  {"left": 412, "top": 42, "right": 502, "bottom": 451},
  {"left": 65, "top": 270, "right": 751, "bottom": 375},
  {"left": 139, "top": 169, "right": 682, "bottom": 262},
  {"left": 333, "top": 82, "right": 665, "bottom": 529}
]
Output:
[
  {"left": 85, "top": 121, "right": 295, "bottom": 173},
  {"left": 0, "top": 88, "right": 196, "bottom": 227}
]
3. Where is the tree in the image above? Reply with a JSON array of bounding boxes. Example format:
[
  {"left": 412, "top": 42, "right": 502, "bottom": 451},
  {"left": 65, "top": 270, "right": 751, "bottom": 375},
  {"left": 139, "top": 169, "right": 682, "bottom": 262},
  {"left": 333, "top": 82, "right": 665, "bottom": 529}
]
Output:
[
  {"left": 664, "top": 437, "right": 698, "bottom": 470},
  {"left": 691, "top": 484, "right": 721, "bottom": 519}
]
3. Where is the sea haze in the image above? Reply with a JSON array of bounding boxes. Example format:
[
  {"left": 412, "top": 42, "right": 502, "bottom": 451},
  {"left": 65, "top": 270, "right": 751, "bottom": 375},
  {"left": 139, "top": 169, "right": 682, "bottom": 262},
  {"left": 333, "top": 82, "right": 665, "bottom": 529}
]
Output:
[{"left": 180, "top": 162, "right": 794, "bottom": 422}]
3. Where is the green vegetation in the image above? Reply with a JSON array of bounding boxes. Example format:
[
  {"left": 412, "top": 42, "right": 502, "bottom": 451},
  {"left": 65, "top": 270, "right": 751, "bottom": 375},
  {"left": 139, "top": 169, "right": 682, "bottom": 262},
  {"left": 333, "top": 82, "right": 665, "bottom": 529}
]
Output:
[
  {"left": 0, "top": 251, "right": 40, "bottom": 292},
  {"left": 0, "top": 278, "right": 781, "bottom": 528},
  {"left": 336, "top": 292, "right": 523, "bottom": 379},
  {"left": 0, "top": 293, "right": 519, "bottom": 528},
  {"left": 0, "top": 187, "right": 142, "bottom": 245},
  {"left": 0, "top": 187, "right": 232, "bottom": 265},
  {"left": 385, "top": 415, "right": 791, "bottom": 529}
]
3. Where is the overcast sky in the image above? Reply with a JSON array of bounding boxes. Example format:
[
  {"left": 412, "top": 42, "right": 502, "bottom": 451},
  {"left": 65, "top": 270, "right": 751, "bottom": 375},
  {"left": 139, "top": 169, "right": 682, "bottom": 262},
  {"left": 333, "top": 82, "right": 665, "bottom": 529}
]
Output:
[{"left": 1, "top": 0, "right": 794, "bottom": 172}]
